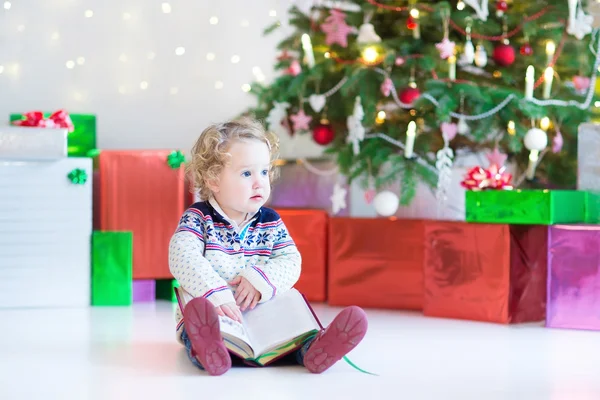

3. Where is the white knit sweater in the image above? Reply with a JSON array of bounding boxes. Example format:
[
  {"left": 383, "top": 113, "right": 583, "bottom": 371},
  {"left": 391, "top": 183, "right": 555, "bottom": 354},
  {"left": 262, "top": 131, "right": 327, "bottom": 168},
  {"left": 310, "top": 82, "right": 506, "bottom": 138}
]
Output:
[{"left": 168, "top": 198, "right": 302, "bottom": 340}]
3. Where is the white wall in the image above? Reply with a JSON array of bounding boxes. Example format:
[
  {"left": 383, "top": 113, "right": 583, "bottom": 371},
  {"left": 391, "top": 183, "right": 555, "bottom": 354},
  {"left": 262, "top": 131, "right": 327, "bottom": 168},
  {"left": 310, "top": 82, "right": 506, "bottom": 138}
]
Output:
[{"left": 0, "top": 0, "right": 326, "bottom": 159}]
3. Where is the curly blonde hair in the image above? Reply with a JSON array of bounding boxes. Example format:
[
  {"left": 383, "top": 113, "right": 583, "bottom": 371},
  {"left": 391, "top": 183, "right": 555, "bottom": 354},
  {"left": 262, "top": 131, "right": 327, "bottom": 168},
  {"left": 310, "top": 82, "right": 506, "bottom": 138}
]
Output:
[{"left": 187, "top": 116, "right": 280, "bottom": 201}]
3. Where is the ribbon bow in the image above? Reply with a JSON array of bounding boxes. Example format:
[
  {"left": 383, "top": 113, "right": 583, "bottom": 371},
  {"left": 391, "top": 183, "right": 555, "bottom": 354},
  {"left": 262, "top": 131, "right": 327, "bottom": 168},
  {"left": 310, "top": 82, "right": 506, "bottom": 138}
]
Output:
[
  {"left": 12, "top": 109, "right": 75, "bottom": 132},
  {"left": 460, "top": 164, "right": 513, "bottom": 191},
  {"left": 67, "top": 168, "right": 88, "bottom": 185},
  {"left": 167, "top": 150, "right": 186, "bottom": 169}
]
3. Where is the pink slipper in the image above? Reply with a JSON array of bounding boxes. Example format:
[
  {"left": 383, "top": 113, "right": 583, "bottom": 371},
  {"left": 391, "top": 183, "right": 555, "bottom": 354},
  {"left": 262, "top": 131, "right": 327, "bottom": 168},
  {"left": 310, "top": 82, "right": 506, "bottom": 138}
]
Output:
[
  {"left": 183, "top": 297, "right": 231, "bottom": 376},
  {"left": 304, "top": 306, "right": 368, "bottom": 374}
]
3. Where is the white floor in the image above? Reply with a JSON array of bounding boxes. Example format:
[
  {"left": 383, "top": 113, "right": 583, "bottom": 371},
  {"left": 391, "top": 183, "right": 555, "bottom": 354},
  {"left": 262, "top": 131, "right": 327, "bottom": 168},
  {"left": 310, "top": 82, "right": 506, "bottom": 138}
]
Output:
[{"left": 1, "top": 301, "right": 600, "bottom": 400}]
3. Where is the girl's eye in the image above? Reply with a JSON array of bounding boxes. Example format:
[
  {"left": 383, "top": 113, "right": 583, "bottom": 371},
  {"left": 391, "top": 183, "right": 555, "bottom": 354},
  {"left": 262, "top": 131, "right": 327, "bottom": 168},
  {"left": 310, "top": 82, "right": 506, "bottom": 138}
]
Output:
[
  {"left": 242, "top": 171, "right": 251, "bottom": 177},
  {"left": 261, "top": 170, "right": 269, "bottom": 176}
]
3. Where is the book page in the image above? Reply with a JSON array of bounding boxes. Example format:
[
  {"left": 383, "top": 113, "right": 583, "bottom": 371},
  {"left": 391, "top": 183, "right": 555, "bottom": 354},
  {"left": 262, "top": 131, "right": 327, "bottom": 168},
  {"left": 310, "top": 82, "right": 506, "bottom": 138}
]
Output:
[
  {"left": 242, "top": 289, "right": 321, "bottom": 356},
  {"left": 218, "top": 316, "right": 254, "bottom": 358}
]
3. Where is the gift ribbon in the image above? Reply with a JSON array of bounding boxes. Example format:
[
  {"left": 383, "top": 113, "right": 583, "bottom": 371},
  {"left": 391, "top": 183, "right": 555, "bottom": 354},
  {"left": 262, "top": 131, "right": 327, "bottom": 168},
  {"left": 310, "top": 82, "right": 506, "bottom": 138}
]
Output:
[
  {"left": 167, "top": 150, "right": 186, "bottom": 169},
  {"left": 343, "top": 355, "right": 378, "bottom": 376},
  {"left": 12, "top": 109, "right": 75, "bottom": 132},
  {"left": 460, "top": 164, "right": 513, "bottom": 191},
  {"left": 67, "top": 168, "right": 88, "bottom": 184}
]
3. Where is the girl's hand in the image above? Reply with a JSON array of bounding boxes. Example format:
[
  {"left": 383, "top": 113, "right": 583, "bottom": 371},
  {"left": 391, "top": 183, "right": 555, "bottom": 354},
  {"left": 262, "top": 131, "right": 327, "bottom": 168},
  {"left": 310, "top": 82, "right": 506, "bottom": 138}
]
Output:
[{"left": 229, "top": 276, "right": 262, "bottom": 311}]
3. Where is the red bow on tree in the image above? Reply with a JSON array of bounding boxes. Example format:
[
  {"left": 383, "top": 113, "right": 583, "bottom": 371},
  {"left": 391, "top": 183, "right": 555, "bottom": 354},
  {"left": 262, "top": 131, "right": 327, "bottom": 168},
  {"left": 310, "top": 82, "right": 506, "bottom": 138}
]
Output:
[
  {"left": 460, "top": 164, "right": 513, "bottom": 191},
  {"left": 12, "top": 109, "right": 74, "bottom": 132}
]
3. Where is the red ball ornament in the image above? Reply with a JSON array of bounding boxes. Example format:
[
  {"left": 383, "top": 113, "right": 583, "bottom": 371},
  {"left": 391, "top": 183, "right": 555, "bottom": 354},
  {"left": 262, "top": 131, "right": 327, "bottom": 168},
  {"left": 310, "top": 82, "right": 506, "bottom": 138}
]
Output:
[
  {"left": 399, "top": 87, "right": 421, "bottom": 104},
  {"left": 312, "top": 120, "right": 335, "bottom": 145},
  {"left": 520, "top": 43, "right": 533, "bottom": 56},
  {"left": 496, "top": 0, "right": 508, "bottom": 11},
  {"left": 493, "top": 44, "right": 515, "bottom": 66},
  {"left": 496, "top": 0, "right": 508, "bottom": 17}
]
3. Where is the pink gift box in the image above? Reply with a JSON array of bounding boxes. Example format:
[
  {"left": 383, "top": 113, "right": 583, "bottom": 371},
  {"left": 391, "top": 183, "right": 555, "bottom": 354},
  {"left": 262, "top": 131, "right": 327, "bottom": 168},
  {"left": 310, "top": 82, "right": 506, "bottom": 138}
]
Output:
[
  {"left": 546, "top": 225, "right": 600, "bottom": 331},
  {"left": 133, "top": 280, "right": 156, "bottom": 303}
]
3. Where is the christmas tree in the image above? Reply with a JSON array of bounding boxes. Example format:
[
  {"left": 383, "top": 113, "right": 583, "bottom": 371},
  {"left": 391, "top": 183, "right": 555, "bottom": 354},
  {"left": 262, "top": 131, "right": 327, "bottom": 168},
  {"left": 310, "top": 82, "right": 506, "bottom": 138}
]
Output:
[{"left": 246, "top": 0, "right": 599, "bottom": 208}]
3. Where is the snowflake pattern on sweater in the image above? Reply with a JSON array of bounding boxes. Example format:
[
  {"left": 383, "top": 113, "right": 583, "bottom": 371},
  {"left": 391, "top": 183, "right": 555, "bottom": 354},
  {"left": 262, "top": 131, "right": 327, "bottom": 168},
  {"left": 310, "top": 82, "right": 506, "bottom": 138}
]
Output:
[{"left": 168, "top": 201, "right": 302, "bottom": 340}]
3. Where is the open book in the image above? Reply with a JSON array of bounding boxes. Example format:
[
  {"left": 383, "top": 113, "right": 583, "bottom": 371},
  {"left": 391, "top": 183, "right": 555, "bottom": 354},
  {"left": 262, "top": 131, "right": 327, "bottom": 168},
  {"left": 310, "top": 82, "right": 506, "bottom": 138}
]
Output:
[{"left": 175, "top": 288, "right": 323, "bottom": 366}]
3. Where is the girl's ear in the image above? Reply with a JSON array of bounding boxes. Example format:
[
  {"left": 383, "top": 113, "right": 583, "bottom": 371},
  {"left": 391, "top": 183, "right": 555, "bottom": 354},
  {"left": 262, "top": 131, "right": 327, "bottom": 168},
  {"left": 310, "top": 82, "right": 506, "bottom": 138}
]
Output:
[{"left": 206, "top": 178, "right": 220, "bottom": 193}]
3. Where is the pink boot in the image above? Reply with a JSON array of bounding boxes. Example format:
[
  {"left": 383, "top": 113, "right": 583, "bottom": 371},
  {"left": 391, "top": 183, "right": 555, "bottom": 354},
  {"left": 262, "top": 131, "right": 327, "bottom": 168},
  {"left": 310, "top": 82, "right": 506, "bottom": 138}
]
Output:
[
  {"left": 303, "top": 306, "right": 368, "bottom": 374},
  {"left": 183, "top": 297, "right": 232, "bottom": 376}
]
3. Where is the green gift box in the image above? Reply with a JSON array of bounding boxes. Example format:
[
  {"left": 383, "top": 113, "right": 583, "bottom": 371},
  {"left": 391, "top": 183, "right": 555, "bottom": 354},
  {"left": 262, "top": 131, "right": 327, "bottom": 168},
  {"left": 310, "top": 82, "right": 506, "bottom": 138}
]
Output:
[
  {"left": 91, "top": 231, "right": 133, "bottom": 306},
  {"left": 585, "top": 191, "right": 600, "bottom": 224},
  {"left": 465, "top": 190, "right": 586, "bottom": 225},
  {"left": 10, "top": 112, "right": 96, "bottom": 157},
  {"left": 156, "top": 279, "right": 180, "bottom": 303}
]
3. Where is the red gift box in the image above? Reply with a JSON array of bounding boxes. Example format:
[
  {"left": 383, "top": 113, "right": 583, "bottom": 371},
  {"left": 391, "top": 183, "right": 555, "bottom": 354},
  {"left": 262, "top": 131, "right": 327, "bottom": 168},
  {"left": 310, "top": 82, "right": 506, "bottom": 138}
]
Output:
[
  {"left": 328, "top": 218, "right": 424, "bottom": 310},
  {"left": 424, "top": 221, "right": 547, "bottom": 324},
  {"left": 276, "top": 209, "right": 328, "bottom": 302},
  {"left": 97, "top": 150, "right": 185, "bottom": 279}
]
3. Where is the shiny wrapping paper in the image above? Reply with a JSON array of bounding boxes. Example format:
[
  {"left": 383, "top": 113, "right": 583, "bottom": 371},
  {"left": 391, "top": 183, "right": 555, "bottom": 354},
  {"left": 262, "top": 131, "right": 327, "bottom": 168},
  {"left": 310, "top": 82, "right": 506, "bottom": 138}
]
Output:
[
  {"left": 10, "top": 113, "right": 96, "bottom": 157},
  {"left": 328, "top": 218, "right": 424, "bottom": 309},
  {"left": 424, "top": 221, "right": 547, "bottom": 324},
  {"left": 584, "top": 191, "right": 600, "bottom": 224},
  {"left": 466, "top": 190, "right": 586, "bottom": 225},
  {"left": 276, "top": 209, "right": 328, "bottom": 302},
  {"left": 92, "top": 231, "right": 133, "bottom": 306},
  {"left": 546, "top": 225, "right": 600, "bottom": 331},
  {"left": 97, "top": 151, "right": 185, "bottom": 279},
  {"left": 133, "top": 280, "right": 156, "bottom": 302},
  {"left": 267, "top": 160, "right": 349, "bottom": 216}
]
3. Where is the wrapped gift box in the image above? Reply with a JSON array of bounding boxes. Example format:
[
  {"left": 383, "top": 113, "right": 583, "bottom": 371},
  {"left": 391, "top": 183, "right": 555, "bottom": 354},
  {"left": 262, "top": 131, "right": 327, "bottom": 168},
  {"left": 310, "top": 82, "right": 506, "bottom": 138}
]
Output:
[
  {"left": 92, "top": 231, "right": 133, "bottom": 306},
  {"left": 0, "top": 158, "right": 92, "bottom": 308},
  {"left": 328, "top": 218, "right": 424, "bottom": 310},
  {"left": 465, "top": 190, "right": 585, "bottom": 225},
  {"left": 577, "top": 122, "right": 600, "bottom": 191},
  {"left": 276, "top": 209, "right": 328, "bottom": 302},
  {"left": 267, "top": 159, "right": 349, "bottom": 216},
  {"left": 133, "top": 280, "right": 156, "bottom": 303},
  {"left": 97, "top": 150, "right": 185, "bottom": 279},
  {"left": 546, "top": 225, "right": 600, "bottom": 331},
  {"left": 0, "top": 126, "right": 68, "bottom": 160},
  {"left": 423, "top": 221, "right": 547, "bottom": 324},
  {"left": 10, "top": 113, "right": 96, "bottom": 157},
  {"left": 585, "top": 191, "right": 600, "bottom": 224}
]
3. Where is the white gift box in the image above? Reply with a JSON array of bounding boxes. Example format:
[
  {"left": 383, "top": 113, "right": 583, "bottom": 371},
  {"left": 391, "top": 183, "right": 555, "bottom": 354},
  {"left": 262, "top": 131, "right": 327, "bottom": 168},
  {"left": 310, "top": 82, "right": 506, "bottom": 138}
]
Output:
[
  {"left": 577, "top": 123, "right": 600, "bottom": 191},
  {"left": 0, "top": 126, "right": 68, "bottom": 160},
  {"left": 350, "top": 150, "right": 517, "bottom": 221},
  {"left": 0, "top": 158, "right": 92, "bottom": 308}
]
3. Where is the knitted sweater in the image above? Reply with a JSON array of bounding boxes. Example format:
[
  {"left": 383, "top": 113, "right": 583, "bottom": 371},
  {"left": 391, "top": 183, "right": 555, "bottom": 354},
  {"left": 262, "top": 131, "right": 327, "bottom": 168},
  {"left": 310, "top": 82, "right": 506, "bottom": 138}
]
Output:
[{"left": 168, "top": 199, "right": 302, "bottom": 341}]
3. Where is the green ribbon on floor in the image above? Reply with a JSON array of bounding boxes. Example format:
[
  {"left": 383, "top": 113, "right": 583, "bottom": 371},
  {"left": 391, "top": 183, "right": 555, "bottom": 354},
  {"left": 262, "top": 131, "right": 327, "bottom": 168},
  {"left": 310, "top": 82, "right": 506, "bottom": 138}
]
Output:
[{"left": 343, "top": 355, "right": 378, "bottom": 376}]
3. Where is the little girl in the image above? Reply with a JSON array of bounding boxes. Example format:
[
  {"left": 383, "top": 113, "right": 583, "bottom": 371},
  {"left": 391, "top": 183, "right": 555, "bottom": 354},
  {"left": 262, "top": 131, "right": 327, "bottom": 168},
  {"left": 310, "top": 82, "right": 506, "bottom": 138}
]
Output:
[{"left": 168, "top": 116, "right": 368, "bottom": 375}]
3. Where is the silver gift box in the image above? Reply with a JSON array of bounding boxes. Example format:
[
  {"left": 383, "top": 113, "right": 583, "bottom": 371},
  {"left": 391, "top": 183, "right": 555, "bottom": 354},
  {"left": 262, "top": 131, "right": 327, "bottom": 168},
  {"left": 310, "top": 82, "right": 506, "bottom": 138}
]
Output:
[
  {"left": 577, "top": 123, "right": 600, "bottom": 191},
  {"left": 0, "top": 125, "right": 68, "bottom": 160}
]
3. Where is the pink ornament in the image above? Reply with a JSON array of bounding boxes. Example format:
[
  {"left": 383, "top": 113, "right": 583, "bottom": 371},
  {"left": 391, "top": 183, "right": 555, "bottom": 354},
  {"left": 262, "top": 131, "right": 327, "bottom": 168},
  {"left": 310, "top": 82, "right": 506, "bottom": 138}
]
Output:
[
  {"left": 441, "top": 122, "right": 458, "bottom": 141},
  {"left": 286, "top": 60, "right": 302, "bottom": 76},
  {"left": 435, "top": 38, "right": 456, "bottom": 59},
  {"left": 364, "top": 189, "right": 376, "bottom": 204},
  {"left": 573, "top": 76, "right": 591, "bottom": 93},
  {"left": 380, "top": 78, "right": 393, "bottom": 97},
  {"left": 552, "top": 130, "right": 564, "bottom": 153},
  {"left": 395, "top": 57, "right": 406, "bottom": 66},
  {"left": 290, "top": 109, "right": 313, "bottom": 132},
  {"left": 321, "top": 9, "right": 355, "bottom": 48},
  {"left": 486, "top": 147, "right": 508, "bottom": 168}
]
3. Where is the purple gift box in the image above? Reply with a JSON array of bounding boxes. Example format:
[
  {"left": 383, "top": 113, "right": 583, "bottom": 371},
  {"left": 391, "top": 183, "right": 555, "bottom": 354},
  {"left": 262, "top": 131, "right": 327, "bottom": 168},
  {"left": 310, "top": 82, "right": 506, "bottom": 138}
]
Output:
[
  {"left": 267, "top": 159, "right": 349, "bottom": 216},
  {"left": 133, "top": 280, "right": 156, "bottom": 303},
  {"left": 546, "top": 225, "right": 600, "bottom": 331}
]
